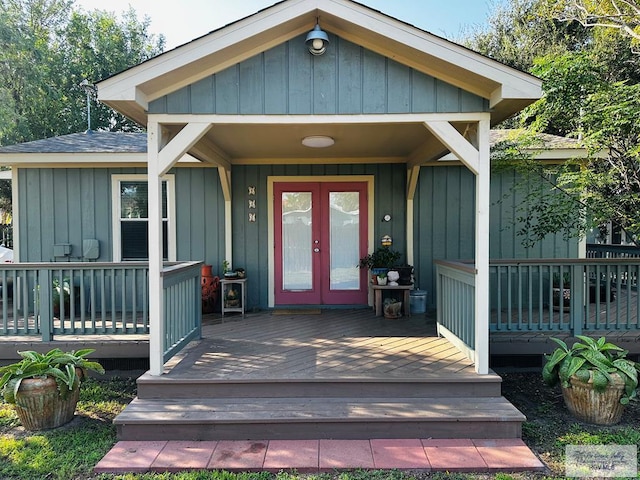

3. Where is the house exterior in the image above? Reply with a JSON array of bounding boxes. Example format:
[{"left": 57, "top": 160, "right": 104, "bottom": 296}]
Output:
[{"left": 1, "top": 0, "right": 563, "bottom": 375}]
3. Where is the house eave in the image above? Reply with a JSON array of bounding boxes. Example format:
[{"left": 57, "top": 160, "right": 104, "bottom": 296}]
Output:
[{"left": 97, "top": 0, "right": 541, "bottom": 127}]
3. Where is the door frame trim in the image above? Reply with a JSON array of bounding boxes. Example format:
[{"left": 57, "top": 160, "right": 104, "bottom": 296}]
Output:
[{"left": 267, "top": 175, "right": 375, "bottom": 308}]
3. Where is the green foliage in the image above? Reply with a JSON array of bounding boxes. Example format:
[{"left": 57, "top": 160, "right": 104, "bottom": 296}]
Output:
[
  {"left": 0, "top": 348, "right": 104, "bottom": 404},
  {"left": 557, "top": 424, "right": 640, "bottom": 451},
  {"left": 465, "top": 0, "right": 591, "bottom": 72},
  {"left": 470, "top": 1, "right": 640, "bottom": 247},
  {"left": 0, "top": 0, "right": 165, "bottom": 217},
  {"left": 358, "top": 246, "right": 402, "bottom": 269},
  {"left": 491, "top": 132, "right": 589, "bottom": 247},
  {"left": 542, "top": 336, "right": 640, "bottom": 404}
]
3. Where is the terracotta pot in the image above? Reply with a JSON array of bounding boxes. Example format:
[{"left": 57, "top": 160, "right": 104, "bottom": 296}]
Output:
[
  {"left": 14, "top": 377, "right": 79, "bottom": 430},
  {"left": 561, "top": 372, "right": 626, "bottom": 425},
  {"left": 201, "top": 265, "right": 220, "bottom": 313}
]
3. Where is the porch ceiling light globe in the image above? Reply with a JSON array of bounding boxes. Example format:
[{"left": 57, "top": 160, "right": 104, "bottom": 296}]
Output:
[
  {"left": 305, "top": 24, "right": 329, "bottom": 55},
  {"left": 302, "top": 135, "right": 334, "bottom": 148}
]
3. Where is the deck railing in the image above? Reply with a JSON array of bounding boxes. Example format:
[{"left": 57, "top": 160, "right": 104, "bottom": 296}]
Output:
[
  {"left": 586, "top": 243, "right": 640, "bottom": 259},
  {"left": 436, "top": 261, "right": 476, "bottom": 354},
  {"left": 490, "top": 259, "right": 640, "bottom": 334},
  {"left": 161, "top": 261, "right": 202, "bottom": 363},
  {"left": 0, "top": 262, "right": 204, "bottom": 347}
]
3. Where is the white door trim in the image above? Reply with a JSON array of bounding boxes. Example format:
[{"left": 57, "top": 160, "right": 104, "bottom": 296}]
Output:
[{"left": 267, "top": 175, "right": 375, "bottom": 308}]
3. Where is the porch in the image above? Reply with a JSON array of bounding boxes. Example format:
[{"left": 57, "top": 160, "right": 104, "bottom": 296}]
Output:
[{"left": 114, "top": 308, "right": 524, "bottom": 441}]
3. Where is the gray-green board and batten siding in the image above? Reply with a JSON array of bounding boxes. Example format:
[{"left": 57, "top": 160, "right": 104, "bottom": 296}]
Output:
[
  {"left": 148, "top": 34, "right": 488, "bottom": 116},
  {"left": 17, "top": 167, "right": 226, "bottom": 266},
  {"left": 18, "top": 164, "right": 578, "bottom": 311}
]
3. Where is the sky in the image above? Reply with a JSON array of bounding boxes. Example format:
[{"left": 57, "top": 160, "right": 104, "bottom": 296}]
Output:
[{"left": 72, "top": 0, "right": 503, "bottom": 50}]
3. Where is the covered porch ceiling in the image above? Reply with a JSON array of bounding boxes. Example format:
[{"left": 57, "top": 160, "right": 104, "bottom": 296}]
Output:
[{"left": 159, "top": 116, "right": 481, "bottom": 167}]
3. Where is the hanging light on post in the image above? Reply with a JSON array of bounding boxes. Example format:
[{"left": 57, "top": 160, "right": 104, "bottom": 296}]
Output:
[
  {"left": 79, "top": 79, "right": 97, "bottom": 133},
  {"left": 305, "top": 22, "right": 329, "bottom": 55}
]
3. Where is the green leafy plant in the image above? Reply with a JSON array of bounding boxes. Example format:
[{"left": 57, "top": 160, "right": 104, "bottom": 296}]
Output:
[
  {"left": 0, "top": 348, "right": 104, "bottom": 404},
  {"left": 52, "top": 278, "right": 71, "bottom": 310},
  {"left": 358, "top": 246, "right": 402, "bottom": 269},
  {"left": 553, "top": 272, "right": 571, "bottom": 288},
  {"left": 542, "top": 336, "right": 639, "bottom": 404}
]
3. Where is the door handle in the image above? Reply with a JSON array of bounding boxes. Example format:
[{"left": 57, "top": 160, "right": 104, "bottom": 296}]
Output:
[{"left": 314, "top": 248, "right": 320, "bottom": 253}]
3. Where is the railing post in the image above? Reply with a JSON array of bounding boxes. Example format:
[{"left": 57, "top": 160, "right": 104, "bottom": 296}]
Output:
[
  {"left": 38, "top": 269, "right": 53, "bottom": 341},
  {"left": 570, "top": 264, "right": 584, "bottom": 336}
]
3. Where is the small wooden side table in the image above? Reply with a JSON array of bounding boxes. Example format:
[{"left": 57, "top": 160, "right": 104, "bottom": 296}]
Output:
[
  {"left": 371, "top": 284, "right": 412, "bottom": 317},
  {"left": 220, "top": 278, "right": 247, "bottom": 318}
]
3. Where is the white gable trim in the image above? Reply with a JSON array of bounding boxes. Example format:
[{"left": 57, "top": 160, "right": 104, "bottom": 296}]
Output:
[{"left": 97, "top": 0, "right": 541, "bottom": 126}]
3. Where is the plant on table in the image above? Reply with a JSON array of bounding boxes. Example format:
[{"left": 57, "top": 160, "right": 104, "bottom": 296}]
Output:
[
  {"left": 358, "top": 246, "right": 402, "bottom": 270},
  {"left": 542, "top": 336, "right": 639, "bottom": 424}
]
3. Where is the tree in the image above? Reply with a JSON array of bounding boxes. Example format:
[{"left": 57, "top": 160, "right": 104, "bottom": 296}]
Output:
[
  {"left": 466, "top": 0, "right": 591, "bottom": 72},
  {"left": 546, "top": 0, "right": 640, "bottom": 50},
  {"left": 470, "top": 0, "right": 640, "bottom": 247},
  {"left": 0, "top": 0, "right": 165, "bottom": 216},
  {"left": 0, "top": 0, "right": 165, "bottom": 146}
]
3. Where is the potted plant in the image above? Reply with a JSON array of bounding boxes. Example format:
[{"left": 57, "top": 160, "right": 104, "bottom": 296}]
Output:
[
  {"left": 542, "top": 336, "right": 639, "bottom": 425},
  {"left": 358, "top": 246, "right": 402, "bottom": 275},
  {"left": 0, "top": 348, "right": 104, "bottom": 430},
  {"left": 376, "top": 271, "right": 388, "bottom": 286},
  {"left": 52, "top": 278, "right": 71, "bottom": 316}
]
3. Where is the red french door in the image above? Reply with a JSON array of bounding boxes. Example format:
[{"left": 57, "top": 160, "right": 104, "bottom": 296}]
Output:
[{"left": 274, "top": 182, "right": 368, "bottom": 305}]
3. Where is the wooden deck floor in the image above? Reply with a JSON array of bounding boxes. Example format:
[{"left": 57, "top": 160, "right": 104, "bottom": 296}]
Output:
[{"left": 162, "top": 309, "right": 477, "bottom": 380}]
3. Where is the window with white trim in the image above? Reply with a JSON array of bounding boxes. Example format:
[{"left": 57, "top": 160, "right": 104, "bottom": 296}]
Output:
[{"left": 112, "top": 174, "right": 176, "bottom": 261}]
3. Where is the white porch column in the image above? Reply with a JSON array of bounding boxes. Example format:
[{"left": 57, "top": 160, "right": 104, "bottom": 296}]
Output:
[
  {"left": 424, "top": 118, "right": 491, "bottom": 374},
  {"left": 148, "top": 121, "right": 164, "bottom": 376},
  {"left": 474, "top": 119, "right": 491, "bottom": 374},
  {"left": 148, "top": 120, "right": 213, "bottom": 376}
]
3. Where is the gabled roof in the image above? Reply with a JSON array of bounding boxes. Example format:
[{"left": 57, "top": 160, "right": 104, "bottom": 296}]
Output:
[
  {"left": 0, "top": 132, "right": 146, "bottom": 154},
  {"left": 1, "top": 129, "right": 586, "bottom": 166},
  {"left": 97, "top": 0, "right": 541, "bottom": 126}
]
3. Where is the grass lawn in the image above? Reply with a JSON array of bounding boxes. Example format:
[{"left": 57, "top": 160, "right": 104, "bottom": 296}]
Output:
[{"left": 1, "top": 372, "right": 639, "bottom": 480}]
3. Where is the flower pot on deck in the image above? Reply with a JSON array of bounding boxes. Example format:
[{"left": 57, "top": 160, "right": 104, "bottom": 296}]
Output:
[{"left": 201, "top": 265, "right": 220, "bottom": 313}]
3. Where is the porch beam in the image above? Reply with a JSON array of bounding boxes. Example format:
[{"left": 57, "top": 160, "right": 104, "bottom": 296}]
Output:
[
  {"left": 157, "top": 122, "right": 212, "bottom": 175},
  {"left": 406, "top": 165, "right": 420, "bottom": 201},
  {"left": 423, "top": 121, "right": 479, "bottom": 175},
  {"left": 406, "top": 140, "right": 449, "bottom": 168},
  {"left": 151, "top": 112, "right": 491, "bottom": 125},
  {"left": 190, "top": 135, "right": 232, "bottom": 170},
  {"left": 474, "top": 118, "right": 491, "bottom": 375},
  {"left": 148, "top": 120, "right": 165, "bottom": 376}
]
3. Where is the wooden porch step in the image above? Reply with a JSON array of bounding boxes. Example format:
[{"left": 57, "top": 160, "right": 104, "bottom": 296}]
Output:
[
  {"left": 135, "top": 374, "right": 504, "bottom": 399},
  {"left": 115, "top": 396, "right": 525, "bottom": 441}
]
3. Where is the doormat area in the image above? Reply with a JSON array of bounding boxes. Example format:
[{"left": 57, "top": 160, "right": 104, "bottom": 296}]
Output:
[{"left": 272, "top": 309, "right": 322, "bottom": 315}]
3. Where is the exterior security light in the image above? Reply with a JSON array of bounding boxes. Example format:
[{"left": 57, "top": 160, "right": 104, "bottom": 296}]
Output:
[{"left": 305, "top": 23, "right": 329, "bottom": 55}]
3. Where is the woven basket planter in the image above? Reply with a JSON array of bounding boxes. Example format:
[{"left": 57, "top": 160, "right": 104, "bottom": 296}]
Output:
[
  {"left": 561, "top": 372, "right": 626, "bottom": 425},
  {"left": 14, "top": 377, "right": 80, "bottom": 430}
]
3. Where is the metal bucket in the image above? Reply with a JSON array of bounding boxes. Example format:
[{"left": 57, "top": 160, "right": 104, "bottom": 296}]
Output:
[{"left": 409, "top": 289, "right": 427, "bottom": 314}]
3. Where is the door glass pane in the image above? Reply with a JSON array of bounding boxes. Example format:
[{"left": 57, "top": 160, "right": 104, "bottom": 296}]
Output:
[
  {"left": 329, "top": 191, "right": 360, "bottom": 290},
  {"left": 282, "top": 192, "right": 312, "bottom": 290}
]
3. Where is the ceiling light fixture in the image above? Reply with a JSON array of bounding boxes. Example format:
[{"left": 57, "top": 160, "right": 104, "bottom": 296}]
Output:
[
  {"left": 305, "top": 23, "right": 329, "bottom": 55},
  {"left": 302, "top": 135, "right": 335, "bottom": 148}
]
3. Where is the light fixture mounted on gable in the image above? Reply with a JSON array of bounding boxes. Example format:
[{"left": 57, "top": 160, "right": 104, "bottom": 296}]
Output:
[
  {"left": 302, "top": 135, "right": 334, "bottom": 148},
  {"left": 305, "top": 22, "right": 329, "bottom": 55}
]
